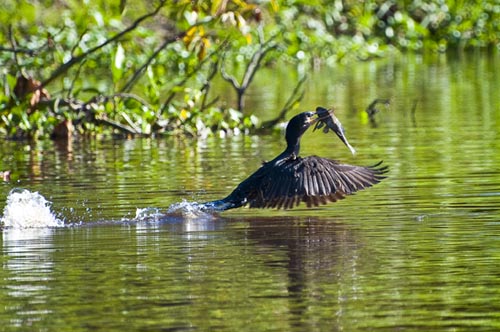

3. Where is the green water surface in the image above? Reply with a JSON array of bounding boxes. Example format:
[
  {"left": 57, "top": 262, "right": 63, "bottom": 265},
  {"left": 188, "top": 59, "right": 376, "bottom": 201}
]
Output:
[{"left": 1, "top": 53, "right": 500, "bottom": 331}]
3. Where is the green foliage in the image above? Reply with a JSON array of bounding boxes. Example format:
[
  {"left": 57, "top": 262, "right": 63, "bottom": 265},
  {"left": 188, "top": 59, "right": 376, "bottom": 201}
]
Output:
[{"left": 0, "top": 0, "right": 499, "bottom": 139}]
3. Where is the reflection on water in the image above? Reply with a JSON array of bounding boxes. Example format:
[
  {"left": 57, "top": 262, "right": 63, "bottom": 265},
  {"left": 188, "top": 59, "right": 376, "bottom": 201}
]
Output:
[
  {"left": 242, "top": 217, "right": 360, "bottom": 330},
  {"left": 2, "top": 228, "right": 57, "bottom": 327},
  {"left": 1, "top": 53, "right": 500, "bottom": 331}
]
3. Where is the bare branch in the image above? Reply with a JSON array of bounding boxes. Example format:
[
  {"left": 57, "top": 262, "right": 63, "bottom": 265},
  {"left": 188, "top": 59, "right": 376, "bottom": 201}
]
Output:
[
  {"left": 200, "top": 59, "right": 220, "bottom": 111},
  {"left": 0, "top": 46, "right": 35, "bottom": 55},
  {"left": 122, "top": 17, "right": 215, "bottom": 94},
  {"left": 241, "top": 38, "right": 277, "bottom": 89},
  {"left": 112, "top": 92, "right": 153, "bottom": 110},
  {"left": 70, "top": 28, "right": 89, "bottom": 56},
  {"left": 220, "top": 35, "right": 277, "bottom": 112},
  {"left": 7, "top": 25, "right": 21, "bottom": 70},
  {"left": 95, "top": 116, "right": 138, "bottom": 135},
  {"left": 261, "top": 75, "right": 308, "bottom": 129},
  {"left": 66, "top": 59, "right": 87, "bottom": 99},
  {"left": 201, "top": 96, "right": 219, "bottom": 110},
  {"left": 220, "top": 52, "right": 242, "bottom": 90}
]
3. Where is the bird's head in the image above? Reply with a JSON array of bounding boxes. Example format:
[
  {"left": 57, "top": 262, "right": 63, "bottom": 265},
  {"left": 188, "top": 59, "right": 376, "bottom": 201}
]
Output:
[{"left": 285, "top": 111, "right": 316, "bottom": 144}]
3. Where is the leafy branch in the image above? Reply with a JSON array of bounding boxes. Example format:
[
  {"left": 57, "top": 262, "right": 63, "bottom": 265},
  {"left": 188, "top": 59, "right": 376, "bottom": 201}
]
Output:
[
  {"left": 159, "top": 38, "right": 227, "bottom": 113},
  {"left": 40, "top": 0, "right": 167, "bottom": 88}
]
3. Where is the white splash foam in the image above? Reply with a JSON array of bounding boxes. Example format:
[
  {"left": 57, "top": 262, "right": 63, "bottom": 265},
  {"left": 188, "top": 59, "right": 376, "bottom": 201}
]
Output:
[
  {"left": 135, "top": 201, "right": 216, "bottom": 222},
  {"left": 166, "top": 200, "right": 216, "bottom": 220},
  {"left": 135, "top": 207, "right": 163, "bottom": 222},
  {"left": 1, "top": 189, "right": 64, "bottom": 228}
]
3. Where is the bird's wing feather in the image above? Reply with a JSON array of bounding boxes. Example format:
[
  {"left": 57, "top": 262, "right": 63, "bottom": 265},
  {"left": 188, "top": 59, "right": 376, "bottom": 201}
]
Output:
[{"left": 247, "top": 156, "right": 387, "bottom": 209}]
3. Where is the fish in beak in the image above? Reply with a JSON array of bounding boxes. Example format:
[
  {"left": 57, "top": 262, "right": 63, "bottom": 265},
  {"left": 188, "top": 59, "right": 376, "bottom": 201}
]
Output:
[{"left": 314, "top": 107, "right": 356, "bottom": 155}]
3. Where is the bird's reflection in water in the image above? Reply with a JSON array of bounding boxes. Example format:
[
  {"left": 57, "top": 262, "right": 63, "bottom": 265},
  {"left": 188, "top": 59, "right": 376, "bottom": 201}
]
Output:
[
  {"left": 239, "top": 215, "right": 360, "bottom": 329},
  {"left": 138, "top": 208, "right": 362, "bottom": 329}
]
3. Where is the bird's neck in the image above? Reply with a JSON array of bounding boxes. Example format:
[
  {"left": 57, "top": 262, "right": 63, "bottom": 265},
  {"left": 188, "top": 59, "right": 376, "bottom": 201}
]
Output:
[
  {"left": 287, "top": 142, "right": 300, "bottom": 155},
  {"left": 269, "top": 135, "right": 301, "bottom": 165},
  {"left": 280, "top": 139, "right": 300, "bottom": 160}
]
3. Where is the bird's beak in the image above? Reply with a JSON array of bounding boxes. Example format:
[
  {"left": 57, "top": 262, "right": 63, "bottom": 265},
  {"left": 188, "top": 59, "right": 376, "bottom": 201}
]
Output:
[
  {"left": 314, "top": 107, "right": 356, "bottom": 155},
  {"left": 305, "top": 112, "right": 319, "bottom": 125}
]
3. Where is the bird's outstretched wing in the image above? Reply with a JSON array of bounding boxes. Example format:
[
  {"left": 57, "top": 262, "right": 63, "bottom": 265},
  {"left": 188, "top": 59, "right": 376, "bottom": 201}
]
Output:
[{"left": 246, "top": 156, "right": 387, "bottom": 209}]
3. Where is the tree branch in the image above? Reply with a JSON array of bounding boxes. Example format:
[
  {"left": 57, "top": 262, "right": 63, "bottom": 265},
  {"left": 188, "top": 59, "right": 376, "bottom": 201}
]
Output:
[
  {"left": 160, "top": 39, "right": 227, "bottom": 113},
  {"left": 200, "top": 59, "right": 220, "bottom": 111},
  {"left": 261, "top": 75, "right": 308, "bottom": 129},
  {"left": 40, "top": 0, "right": 167, "bottom": 88},
  {"left": 0, "top": 46, "right": 36, "bottom": 55},
  {"left": 241, "top": 38, "right": 277, "bottom": 89},
  {"left": 121, "top": 34, "right": 181, "bottom": 93},
  {"left": 220, "top": 36, "right": 277, "bottom": 112},
  {"left": 38, "top": 92, "right": 156, "bottom": 136},
  {"left": 95, "top": 116, "right": 138, "bottom": 135}
]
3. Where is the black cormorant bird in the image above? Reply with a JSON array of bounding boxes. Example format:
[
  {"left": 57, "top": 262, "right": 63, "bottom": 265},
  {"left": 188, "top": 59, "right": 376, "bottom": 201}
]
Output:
[{"left": 200, "top": 107, "right": 387, "bottom": 211}]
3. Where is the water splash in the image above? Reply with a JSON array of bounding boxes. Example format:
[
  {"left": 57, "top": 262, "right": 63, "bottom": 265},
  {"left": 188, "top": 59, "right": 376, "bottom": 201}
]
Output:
[
  {"left": 135, "top": 207, "right": 164, "bottom": 222},
  {"left": 1, "top": 189, "right": 64, "bottom": 228},
  {"left": 166, "top": 200, "right": 217, "bottom": 220},
  {"left": 134, "top": 201, "right": 216, "bottom": 224},
  {"left": 1, "top": 190, "right": 217, "bottom": 229}
]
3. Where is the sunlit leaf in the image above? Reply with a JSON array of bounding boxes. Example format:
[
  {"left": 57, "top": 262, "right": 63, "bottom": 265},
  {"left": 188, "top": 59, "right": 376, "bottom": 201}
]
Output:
[
  {"left": 114, "top": 43, "right": 125, "bottom": 70},
  {"left": 180, "top": 109, "right": 189, "bottom": 121},
  {"left": 183, "top": 26, "right": 197, "bottom": 47},
  {"left": 211, "top": 0, "right": 222, "bottom": 15},
  {"left": 184, "top": 11, "right": 198, "bottom": 26},
  {"left": 112, "top": 43, "right": 125, "bottom": 83},
  {"left": 270, "top": 0, "right": 279, "bottom": 12},
  {"left": 198, "top": 37, "right": 211, "bottom": 60}
]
